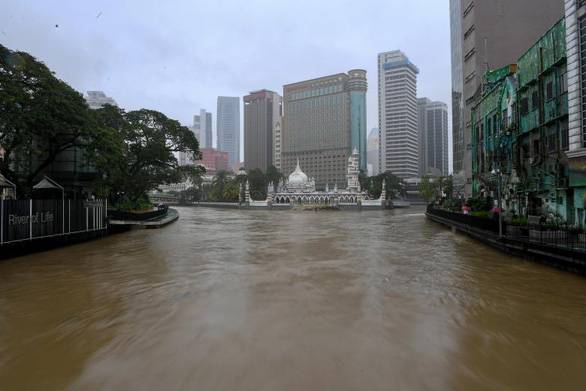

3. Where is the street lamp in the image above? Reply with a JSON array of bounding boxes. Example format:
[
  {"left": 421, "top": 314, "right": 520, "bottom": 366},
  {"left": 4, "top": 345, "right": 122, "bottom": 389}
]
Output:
[{"left": 491, "top": 168, "right": 503, "bottom": 239}]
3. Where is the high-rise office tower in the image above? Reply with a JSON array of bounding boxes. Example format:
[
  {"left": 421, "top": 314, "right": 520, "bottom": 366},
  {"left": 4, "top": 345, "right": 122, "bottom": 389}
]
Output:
[
  {"left": 273, "top": 120, "right": 282, "bottom": 171},
  {"left": 217, "top": 97, "right": 241, "bottom": 167},
  {"left": 378, "top": 50, "right": 419, "bottom": 178},
  {"left": 367, "top": 128, "right": 379, "bottom": 177},
  {"left": 450, "top": 0, "right": 564, "bottom": 194},
  {"left": 201, "top": 110, "right": 213, "bottom": 149},
  {"left": 243, "top": 90, "right": 282, "bottom": 171},
  {"left": 282, "top": 70, "right": 367, "bottom": 189},
  {"left": 417, "top": 98, "right": 431, "bottom": 176},
  {"left": 85, "top": 91, "right": 117, "bottom": 109},
  {"left": 192, "top": 109, "right": 213, "bottom": 149},
  {"left": 418, "top": 98, "right": 449, "bottom": 176}
]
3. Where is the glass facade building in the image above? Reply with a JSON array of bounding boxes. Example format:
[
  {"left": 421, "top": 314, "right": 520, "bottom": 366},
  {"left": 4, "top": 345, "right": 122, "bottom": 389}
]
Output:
[{"left": 282, "top": 70, "right": 367, "bottom": 190}]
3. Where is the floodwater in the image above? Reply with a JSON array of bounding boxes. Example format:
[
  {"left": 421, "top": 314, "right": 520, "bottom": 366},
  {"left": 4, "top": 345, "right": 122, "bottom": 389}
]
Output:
[{"left": 0, "top": 206, "right": 585, "bottom": 391}]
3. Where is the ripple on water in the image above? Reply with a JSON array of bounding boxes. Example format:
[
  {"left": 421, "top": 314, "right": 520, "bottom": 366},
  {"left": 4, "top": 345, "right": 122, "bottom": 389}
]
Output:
[{"left": 0, "top": 206, "right": 585, "bottom": 391}]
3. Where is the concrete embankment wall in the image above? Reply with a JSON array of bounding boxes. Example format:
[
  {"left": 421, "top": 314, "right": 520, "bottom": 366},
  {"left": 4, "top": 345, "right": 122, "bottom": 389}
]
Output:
[{"left": 426, "top": 210, "right": 586, "bottom": 275}]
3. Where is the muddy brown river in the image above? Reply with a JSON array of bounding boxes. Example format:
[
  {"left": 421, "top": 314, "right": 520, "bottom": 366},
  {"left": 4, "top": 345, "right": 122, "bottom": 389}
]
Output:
[{"left": 0, "top": 206, "right": 585, "bottom": 390}]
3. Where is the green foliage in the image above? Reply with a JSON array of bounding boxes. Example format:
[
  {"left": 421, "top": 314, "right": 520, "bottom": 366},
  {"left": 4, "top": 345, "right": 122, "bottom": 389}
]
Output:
[
  {"left": 366, "top": 171, "right": 404, "bottom": 199},
  {"left": 0, "top": 44, "right": 107, "bottom": 195},
  {"left": 113, "top": 196, "right": 152, "bottom": 212},
  {"left": 470, "top": 211, "right": 490, "bottom": 218},
  {"left": 247, "top": 168, "right": 267, "bottom": 200},
  {"left": 419, "top": 176, "right": 436, "bottom": 201},
  {"left": 419, "top": 175, "right": 455, "bottom": 202},
  {"left": 265, "top": 165, "right": 283, "bottom": 191},
  {"left": 93, "top": 106, "right": 200, "bottom": 204},
  {"left": 0, "top": 44, "right": 198, "bottom": 204},
  {"left": 358, "top": 170, "right": 370, "bottom": 192},
  {"left": 510, "top": 217, "right": 529, "bottom": 226},
  {"left": 467, "top": 197, "right": 494, "bottom": 212},
  {"left": 443, "top": 198, "right": 462, "bottom": 212}
]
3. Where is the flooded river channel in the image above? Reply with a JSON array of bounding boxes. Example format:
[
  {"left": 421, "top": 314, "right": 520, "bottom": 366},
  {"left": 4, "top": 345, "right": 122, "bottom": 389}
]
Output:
[{"left": 0, "top": 206, "right": 585, "bottom": 390}]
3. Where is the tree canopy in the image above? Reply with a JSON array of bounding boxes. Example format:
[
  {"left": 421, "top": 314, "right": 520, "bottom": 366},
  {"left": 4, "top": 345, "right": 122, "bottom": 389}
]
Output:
[
  {"left": 0, "top": 43, "right": 199, "bottom": 202},
  {"left": 93, "top": 106, "right": 200, "bottom": 202},
  {"left": 0, "top": 44, "right": 104, "bottom": 194}
]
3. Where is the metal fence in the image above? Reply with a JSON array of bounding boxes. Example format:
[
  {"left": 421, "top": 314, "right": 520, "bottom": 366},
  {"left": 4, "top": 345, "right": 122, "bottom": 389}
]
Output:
[
  {"left": 506, "top": 224, "right": 586, "bottom": 251},
  {"left": 426, "top": 206, "right": 501, "bottom": 234},
  {"left": 0, "top": 199, "right": 107, "bottom": 245},
  {"left": 427, "top": 206, "right": 586, "bottom": 252}
]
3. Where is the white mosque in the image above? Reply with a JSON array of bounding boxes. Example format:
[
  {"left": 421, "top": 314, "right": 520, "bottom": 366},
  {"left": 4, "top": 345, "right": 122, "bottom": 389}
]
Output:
[{"left": 242, "top": 149, "right": 386, "bottom": 208}]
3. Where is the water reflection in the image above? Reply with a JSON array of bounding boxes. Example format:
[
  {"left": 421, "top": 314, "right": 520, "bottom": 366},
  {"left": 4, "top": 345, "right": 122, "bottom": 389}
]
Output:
[{"left": 0, "top": 206, "right": 585, "bottom": 390}]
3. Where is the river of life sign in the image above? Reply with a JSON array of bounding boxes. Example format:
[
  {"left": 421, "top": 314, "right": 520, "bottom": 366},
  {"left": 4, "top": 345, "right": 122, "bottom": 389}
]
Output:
[{"left": 8, "top": 211, "right": 54, "bottom": 226}]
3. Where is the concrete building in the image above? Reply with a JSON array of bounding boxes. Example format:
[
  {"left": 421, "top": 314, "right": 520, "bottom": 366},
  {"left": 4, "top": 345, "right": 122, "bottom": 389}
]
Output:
[
  {"left": 418, "top": 98, "right": 449, "bottom": 176},
  {"left": 450, "top": 0, "right": 565, "bottom": 195},
  {"left": 190, "top": 109, "right": 213, "bottom": 149},
  {"left": 243, "top": 90, "right": 282, "bottom": 171},
  {"left": 378, "top": 50, "right": 419, "bottom": 178},
  {"left": 565, "top": 0, "right": 586, "bottom": 226},
  {"left": 195, "top": 148, "right": 229, "bottom": 176},
  {"left": 367, "top": 128, "right": 379, "bottom": 176},
  {"left": 198, "top": 110, "right": 213, "bottom": 149},
  {"left": 273, "top": 120, "right": 282, "bottom": 171},
  {"left": 179, "top": 113, "right": 205, "bottom": 166},
  {"left": 281, "top": 70, "right": 367, "bottom": 190},
  {"left": 471, "top": 20, "right": 577, "bottom": 223},
  {"left": 217, "top": 96, "right": 240, "bottom": 167},
  {"left": 85, "top": 91, "right": 117, "bottom": 109}
]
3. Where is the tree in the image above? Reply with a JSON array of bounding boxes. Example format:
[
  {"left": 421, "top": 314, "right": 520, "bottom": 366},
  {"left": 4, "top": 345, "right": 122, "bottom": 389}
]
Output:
[
  {"left": 93, "top": 107, "right": 200, "bottom": 203},
  {"left": 209, "top": 170, "right": 230, "bottom": 202},
  {"left": 178, "top": 165, "right": 206, "bottom": 202},
  {"left": 377, "top": 171, "right": 404, "bottom": 199},
  {"left": 0, "top": 44, "right": 106, "bottom": 195},
  {"left": 247, "top": 168, "right": 267, "bottom": 200},
  {"left": 419, "top": 176, "right": 436, "bottom": 201},
  {"left": 265, "top": 165, "right": 283, "bottom": 192},
  {"left": 358, "top": 170, "right": 370, "bottom": 192}
]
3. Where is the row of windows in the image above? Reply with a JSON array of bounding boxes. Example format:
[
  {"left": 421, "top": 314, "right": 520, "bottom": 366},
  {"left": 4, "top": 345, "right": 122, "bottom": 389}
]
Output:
[{"left": 288, "top": 85, "right": 344, "bottom": 101}]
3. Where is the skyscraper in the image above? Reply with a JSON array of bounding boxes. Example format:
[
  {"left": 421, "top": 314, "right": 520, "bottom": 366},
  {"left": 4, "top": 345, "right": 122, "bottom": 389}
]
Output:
[
  {"left": 273, "top": 120, "right": 282, "bottom": 171},
  {"left": 450, "top": 0, "right": 564, "bottom": 194},
  {"left": 201, "top": 110, "right": 213, "bottom": 149},
  {"left": 191, "top": 109, "right": 213, "bottom": 149},
  {"left": 418, "top": 99, "right": 449, "bottom": 176},
  {"left": 217, "top": 96, "right": 240, "bottom": 167},
  {"left": 367, "top": 128, "right": 379, "bottom": 177},
  {"left": 85, "top": 91, "right": 117, "bottom": 109},
  {"left": 179, "top": 114, "right": 202, "bottom": 166},
  {"left": 243, "top": 90, "right": 282, "bottom": 171},
  {"left": 378, "top": 50, "right": 419, "bottom": 178},
  {"left": 282, "top": 70, "right": 367, "bottom": 189}
]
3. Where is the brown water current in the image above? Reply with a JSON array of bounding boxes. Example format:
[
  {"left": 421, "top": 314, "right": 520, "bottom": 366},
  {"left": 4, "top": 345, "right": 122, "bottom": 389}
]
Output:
[{"left": 0, "top": 206, "right": 585, "bottom": 390}]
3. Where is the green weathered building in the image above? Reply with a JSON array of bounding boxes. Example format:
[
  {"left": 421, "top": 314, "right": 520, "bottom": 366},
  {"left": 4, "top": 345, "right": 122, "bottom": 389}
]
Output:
[{"left": 472, "top": 19, "right": 579, "bottom": 224}]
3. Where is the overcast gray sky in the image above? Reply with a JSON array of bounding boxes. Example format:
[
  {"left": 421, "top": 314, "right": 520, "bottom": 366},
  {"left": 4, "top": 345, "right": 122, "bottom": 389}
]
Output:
[{"left": 1, "top": 0, "right": 452, "bottom": 166}]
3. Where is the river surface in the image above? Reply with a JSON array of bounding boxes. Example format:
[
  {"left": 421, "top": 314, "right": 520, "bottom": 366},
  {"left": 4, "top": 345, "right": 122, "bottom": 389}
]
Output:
[{"left": 0, "top": 206, "right": 585, "bottom": 390}]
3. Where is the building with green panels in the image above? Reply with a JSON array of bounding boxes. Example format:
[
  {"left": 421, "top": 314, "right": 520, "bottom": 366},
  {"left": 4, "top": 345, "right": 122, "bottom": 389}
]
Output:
[{"left": 472, "top": 19, "right": 578, "bottom": 223}]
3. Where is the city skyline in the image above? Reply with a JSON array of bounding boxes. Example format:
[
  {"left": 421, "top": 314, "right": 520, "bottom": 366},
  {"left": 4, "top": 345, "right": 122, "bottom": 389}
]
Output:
[{"left": 0, "top": 0, "right": 451, "bottom": 168}]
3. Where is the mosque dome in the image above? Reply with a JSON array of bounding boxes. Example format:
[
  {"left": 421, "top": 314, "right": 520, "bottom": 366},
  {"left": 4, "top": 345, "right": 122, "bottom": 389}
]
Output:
[{"left": 288, "top": 159, "right": 308, "bottom": 185}]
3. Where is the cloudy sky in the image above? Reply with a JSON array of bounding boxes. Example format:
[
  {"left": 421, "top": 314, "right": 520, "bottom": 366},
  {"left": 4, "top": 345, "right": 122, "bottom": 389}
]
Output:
[{"left": 1, "top": 0, "right": 452, "bottom": 165}]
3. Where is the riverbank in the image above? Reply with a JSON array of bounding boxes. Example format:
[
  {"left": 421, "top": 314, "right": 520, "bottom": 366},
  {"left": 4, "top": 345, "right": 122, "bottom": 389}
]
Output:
[
  {"left": 3, "top": 206, "right": 586, "bottom": 390},
  {"left": 177, "top": 201, "right": 395, "bottom": 210},
  {"left": 426, "top": 207, "right": 586, "bottom": 275},
  {"left": 109, "top": 208, "right": 178, "bottom": 229}
]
